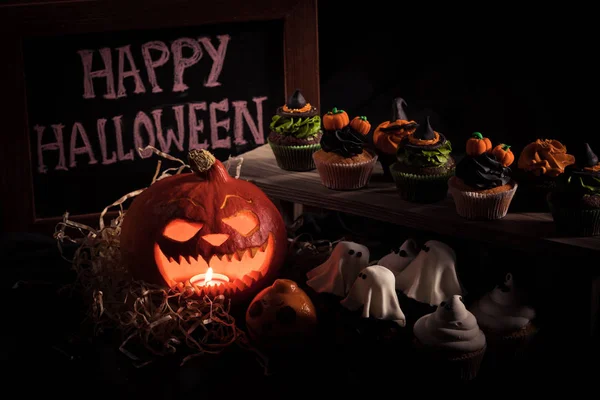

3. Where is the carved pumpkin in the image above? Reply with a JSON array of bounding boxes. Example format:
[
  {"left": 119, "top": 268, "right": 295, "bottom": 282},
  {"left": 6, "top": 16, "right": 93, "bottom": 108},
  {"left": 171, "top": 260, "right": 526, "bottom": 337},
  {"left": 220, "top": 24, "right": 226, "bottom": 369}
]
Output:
[
  {"left": 245, "top": 279, "right": 317, "bottom": 348},
  {"left": 322, "top": 107, "right": 349, "bottom": 130},
  {"left": 466, "top": 132, "right": 492, "bottom": 156},
  {"left": 492, "top": 144, "right": 515, "bottom": 167},
  {"left": 350, "top": 116, "right": 371, "bottom": 135},
  {"left": 373, "top": 97, "right": 417, "bottom": 155},
  {"left": 120, "top": 149, "right": 288, "bottom": 300}
]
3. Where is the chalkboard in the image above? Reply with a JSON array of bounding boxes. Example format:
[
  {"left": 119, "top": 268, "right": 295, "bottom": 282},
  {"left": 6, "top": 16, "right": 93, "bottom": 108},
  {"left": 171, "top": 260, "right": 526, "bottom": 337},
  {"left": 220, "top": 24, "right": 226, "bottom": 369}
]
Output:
[
  {"left": 0, "top": 0, "right": 319, "bottom": 232},
  {"left": 24, "top": 21, "right": 284, "bottom": 218}
]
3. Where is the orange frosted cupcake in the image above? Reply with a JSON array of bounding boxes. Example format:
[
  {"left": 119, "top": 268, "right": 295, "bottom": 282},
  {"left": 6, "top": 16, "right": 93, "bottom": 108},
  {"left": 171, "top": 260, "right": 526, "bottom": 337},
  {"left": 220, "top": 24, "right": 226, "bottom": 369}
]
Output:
[
  {"left": 313, "top": 107, "right": 377, "bottom": 190},
  {"left": 511, "top": 139, "right": 575, "bottom": 211},
  {"left": 372, "top": 97, "right": 418, "bottom": 179},
  {"left": 448, "top": 132, "right": 518, "bottom": 220}
]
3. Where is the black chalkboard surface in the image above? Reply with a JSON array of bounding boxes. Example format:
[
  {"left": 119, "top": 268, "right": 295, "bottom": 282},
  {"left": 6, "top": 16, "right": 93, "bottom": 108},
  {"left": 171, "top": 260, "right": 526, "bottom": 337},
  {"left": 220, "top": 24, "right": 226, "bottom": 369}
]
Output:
[{"left": 23, "top": 20, "right": 285, "bottom": 219}]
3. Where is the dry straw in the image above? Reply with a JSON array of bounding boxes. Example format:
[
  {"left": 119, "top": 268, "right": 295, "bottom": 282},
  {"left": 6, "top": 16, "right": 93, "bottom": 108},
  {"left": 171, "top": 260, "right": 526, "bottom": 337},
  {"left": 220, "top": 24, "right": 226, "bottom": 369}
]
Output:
[{"left": 53, "top": 147, "right": 268, "bottom": 370}]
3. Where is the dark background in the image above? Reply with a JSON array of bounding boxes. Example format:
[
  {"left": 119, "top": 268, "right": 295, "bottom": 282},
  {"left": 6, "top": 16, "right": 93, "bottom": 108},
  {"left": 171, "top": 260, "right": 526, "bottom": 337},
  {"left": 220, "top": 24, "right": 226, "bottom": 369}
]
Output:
[
  {"left": 318, "top": 4, "right": 592, "bottom": 156},
  {"left": 2, "top": 1, "right": 598, "bottom": 396}
]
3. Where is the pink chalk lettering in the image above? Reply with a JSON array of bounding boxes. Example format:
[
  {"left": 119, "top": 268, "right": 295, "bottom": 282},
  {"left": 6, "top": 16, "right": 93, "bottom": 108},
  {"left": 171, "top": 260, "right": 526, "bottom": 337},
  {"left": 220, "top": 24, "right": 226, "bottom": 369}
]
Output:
[
  {"left": 152, "top": 105, "right": 185, "bottom": 153},
  {"left": 198, "top": 35, "right": 230, "bottom": 88},
  {"left": 172, "top": 38, "right": 202, "bottom": 92},
  {"left": 116, "top": 45, "right": 146, "bottom": 98},
  {"left": 69, "top": 122, "right": 98, "bottom": 168},
  {"left": 78, "top": 48, "right": 117, "bottom": 99},
  {"left": 133, "top": 111, "right": 156, "bottom": 158},
  {"left": 209, "top": 99, "right": 231, "bottom": 149},
  {"left": 35, "top": 124, "right": 67, "bottom": 174},
  {"left": 141, "top": 41, "right": 170, "bottom": 93},
  {"left": 96, "top": 118, "right": 117, "bottom": 165},
  {"left": 112, "top": 115, "right": 134, "bottom": 161},
  {"left": 188, "top": 102, "right": 209, "bottom": 150},
  {"left": 232, "top": 96, "right": 267, "bottom": 145}
]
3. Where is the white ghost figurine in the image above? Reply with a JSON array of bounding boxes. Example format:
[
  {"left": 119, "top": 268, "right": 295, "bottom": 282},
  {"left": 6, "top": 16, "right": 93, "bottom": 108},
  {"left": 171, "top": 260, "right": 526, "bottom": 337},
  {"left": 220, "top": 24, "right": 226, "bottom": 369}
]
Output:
[
  {"left": 378, "top": 238, "right": 419, "bottom": 275},
  {"left": 395, "top": 240, "right": 463, "bottom": 306},
  {"left": 306, "top": 241, "right": 370, "bottom": 297},
  {"left": 340, "top": 265, "right": 406, "bottom": 326}
]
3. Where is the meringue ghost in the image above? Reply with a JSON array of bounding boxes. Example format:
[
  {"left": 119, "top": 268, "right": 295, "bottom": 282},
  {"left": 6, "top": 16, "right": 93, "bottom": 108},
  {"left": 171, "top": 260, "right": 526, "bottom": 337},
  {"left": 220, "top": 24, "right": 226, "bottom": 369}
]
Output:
[
  {"left": 340, "top": 265, "right": 406, "bottom": 326},
  {"left": 470, "top": 272, "right": 536, "bottom": 334},
  {"left": 395, "top": 240, "right": 463, "bottom": 306},
  {"left": 378, "top": 238, "right": 419, "bottom": 275},
  {"left": 306, "top": 241, "right": 370, "bottom": 297}
]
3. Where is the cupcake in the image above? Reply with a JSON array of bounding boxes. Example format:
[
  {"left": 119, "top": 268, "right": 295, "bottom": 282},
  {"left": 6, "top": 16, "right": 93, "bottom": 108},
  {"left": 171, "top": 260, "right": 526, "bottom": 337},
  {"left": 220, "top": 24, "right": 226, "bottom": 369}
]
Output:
[
  {"left": 547, "top": 143, "right": 600, "bottom": 236},
  {"left": 372, "top": 98, "right": 418, "bottom": 179},
  {"left": 268, "top": 89, "right": 322, "bottom": 171},
  {"left": 448, "top": 133, "right": 518, "bottom": 220},
  {"left": 312, "top": 108, "right": 377, "bottom": 190},
  {"left": 469, "top": 272, "right": 537, "bottom": 363},
  {"left": 511, "top": 139, "right": 575, "bottom": 211},
  {"left": 413, "top": 295, "right": 486, "bottom": 381},
  {"left": 389, "top": 116, "right": 455, "bottom": 203}
]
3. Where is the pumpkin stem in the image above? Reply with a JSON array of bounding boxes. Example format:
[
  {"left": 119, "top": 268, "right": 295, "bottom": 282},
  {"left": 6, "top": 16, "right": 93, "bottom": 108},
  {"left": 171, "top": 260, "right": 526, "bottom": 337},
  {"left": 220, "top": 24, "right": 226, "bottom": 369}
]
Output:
[
  {"left": 360, "top": 116, "right": 368, "bottom": 121},
  {"left": 472, "top": 132, "right": 484, "bottom": 140},
  {"left": 188, "top": 149, "right": 216, "bottom": 173},
  {"left": 502, "top": 144, "right": 511, "bottom": 151}
]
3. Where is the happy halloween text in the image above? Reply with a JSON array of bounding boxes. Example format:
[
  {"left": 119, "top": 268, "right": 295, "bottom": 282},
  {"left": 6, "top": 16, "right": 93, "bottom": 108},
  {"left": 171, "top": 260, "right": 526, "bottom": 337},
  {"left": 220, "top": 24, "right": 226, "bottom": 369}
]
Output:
[{"left": 33, "top": 35, "right": 268, "bottom": 174}]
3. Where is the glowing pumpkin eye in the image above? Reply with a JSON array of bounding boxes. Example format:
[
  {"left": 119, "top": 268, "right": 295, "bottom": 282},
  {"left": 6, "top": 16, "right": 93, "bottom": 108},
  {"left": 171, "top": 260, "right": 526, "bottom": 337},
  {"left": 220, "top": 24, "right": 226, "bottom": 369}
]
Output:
[
  {"left": 222, "top": 210, "right": 259, "bottom": 236},
  {"left": 162, "top": 219, "right": 203, "bottom": 242}
]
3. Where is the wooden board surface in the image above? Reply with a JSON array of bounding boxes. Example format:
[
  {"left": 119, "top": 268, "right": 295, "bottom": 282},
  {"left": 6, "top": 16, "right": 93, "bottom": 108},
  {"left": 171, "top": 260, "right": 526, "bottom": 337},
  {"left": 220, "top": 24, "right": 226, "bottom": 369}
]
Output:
[{"left": 238, "top": 144, "right": 600, "bottom": 261}]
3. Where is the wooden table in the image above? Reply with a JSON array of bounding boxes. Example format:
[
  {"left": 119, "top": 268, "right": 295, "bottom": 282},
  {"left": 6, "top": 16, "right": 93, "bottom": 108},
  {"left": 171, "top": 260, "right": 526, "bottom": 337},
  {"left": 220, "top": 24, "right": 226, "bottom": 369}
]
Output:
[
  {"left": 238, "top": 145, "right": 600, "bottom": 259},
  {"left": 237, "top": 144, "right": 600, "bottom": 339}
]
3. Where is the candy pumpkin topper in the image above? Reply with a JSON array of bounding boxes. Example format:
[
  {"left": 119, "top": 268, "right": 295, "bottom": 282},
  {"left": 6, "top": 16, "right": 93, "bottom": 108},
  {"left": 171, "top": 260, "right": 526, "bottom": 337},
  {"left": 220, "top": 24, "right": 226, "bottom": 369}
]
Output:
[
  {"left": 465, "top": 132, "right": 492, "bottom": 156},
  {"left": 491, "top": 144, "right": 514, "bottom": 167},
  {"left": 322, "top": 107, "right": 350, "bottom": 130},
  {"left": 277, "top": 89, "right": 318, "bottom": 118},
  {"left": 373, "top": 97, "right": 418, "bottom": 155},
  {"left": 120, "top": 149, "right": 288, "bottom": 300}
]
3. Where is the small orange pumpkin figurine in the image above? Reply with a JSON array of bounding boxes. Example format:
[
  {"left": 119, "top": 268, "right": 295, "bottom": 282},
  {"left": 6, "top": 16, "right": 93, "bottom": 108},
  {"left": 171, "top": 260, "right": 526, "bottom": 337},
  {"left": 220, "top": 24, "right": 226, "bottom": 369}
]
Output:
[
  {"left": 350, "top": 116, "right": 371, "bottom": 135},
  {"left": 466, "top": 132, "right": 492, "bottom": 156},
  {"left": 492, "top": 144, "right": 514, "bottom": 167},
  {"left": 322, "top": 107, "right": 349, "bottom": 130}
]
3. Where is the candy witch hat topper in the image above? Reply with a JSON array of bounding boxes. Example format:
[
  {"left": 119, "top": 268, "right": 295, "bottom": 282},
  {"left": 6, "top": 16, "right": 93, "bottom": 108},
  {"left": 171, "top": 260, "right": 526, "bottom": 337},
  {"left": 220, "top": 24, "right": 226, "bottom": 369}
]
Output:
[
  {"left": 276, "top": 89, "right": 318, "bottom": 118},
  {"left": 403, "top": 115, "right": 448, "bottom": 149},
  {"left": 380, "top": 97, "right": 417, "bottom": 132}
]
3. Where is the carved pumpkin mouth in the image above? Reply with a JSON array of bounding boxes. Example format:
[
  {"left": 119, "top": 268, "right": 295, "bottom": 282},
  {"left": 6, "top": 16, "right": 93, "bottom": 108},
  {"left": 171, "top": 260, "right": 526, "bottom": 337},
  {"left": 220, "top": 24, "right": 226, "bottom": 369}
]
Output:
[{"left": 154, "top": 233, "right": 275, "bottom": 295}]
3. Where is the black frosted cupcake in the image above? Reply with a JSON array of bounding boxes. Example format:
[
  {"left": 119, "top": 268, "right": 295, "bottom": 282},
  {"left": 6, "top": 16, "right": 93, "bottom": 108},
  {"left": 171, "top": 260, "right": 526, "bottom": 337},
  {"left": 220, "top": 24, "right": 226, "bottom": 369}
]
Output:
[
  {"left": 390, "top": 116, "right": 455, "bottom": 203},
  {"left": 547, "top": 143, "right": 600, "bottom": 236},
  {"left": 268, "top": 89, "right": 322, "bottom": 171}
]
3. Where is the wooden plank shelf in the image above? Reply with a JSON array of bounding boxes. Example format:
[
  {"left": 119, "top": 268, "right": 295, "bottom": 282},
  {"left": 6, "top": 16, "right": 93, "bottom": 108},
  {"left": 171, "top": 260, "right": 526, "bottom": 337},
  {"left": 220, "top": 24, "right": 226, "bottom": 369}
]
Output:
[{"left": 237, "top": 145, "right": 600, "bottom": 263}]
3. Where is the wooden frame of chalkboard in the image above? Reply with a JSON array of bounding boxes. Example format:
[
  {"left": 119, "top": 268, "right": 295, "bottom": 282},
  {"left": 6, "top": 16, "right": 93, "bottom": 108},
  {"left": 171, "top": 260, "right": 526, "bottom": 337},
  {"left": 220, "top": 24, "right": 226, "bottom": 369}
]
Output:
[{"left": 0, "top": 0, "right": 319, "bottom": 234}]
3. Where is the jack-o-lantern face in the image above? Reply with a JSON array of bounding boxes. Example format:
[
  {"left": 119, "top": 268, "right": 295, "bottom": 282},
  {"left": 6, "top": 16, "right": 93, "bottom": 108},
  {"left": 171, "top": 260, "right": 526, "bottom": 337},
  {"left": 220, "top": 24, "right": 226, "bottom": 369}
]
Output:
[{"left": 120, "top": 150, "right": 288, "bottom": 299}]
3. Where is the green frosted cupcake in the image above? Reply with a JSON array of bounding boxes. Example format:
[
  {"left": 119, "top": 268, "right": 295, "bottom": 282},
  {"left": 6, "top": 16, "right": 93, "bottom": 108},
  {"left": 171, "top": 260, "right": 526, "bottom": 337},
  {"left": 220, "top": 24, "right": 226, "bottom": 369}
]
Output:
[
  {"left": 390, "top": 116, "right": 455, "bottom": 203},
  {"left": 547, "top": 143, "right": 600, "bottom": 236},
  {"left": 268, "top": 89, "right": 322, "bottom": 171}
]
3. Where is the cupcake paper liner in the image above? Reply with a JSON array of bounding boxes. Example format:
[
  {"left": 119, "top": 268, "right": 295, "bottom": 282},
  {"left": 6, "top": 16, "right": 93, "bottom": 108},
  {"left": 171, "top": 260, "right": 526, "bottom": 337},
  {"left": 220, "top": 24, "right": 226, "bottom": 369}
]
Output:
[
  {"left": 313, "top": 155, "right": 378, "bottom": 190},
  {"left": 413, "top": 339, "right": 486, "bottom": 381},
  {"left": 483, "top": 322, "right": 538, "bottom": 365},
  {"left": 390, "top": 165, "right": 455, "bottom": 203},
  {"left": 268, "top": 141, "right": 321, "bottom": 171},
  {"left": 547, "top": 194, "right": 600, "bottom": 236},
  {"left": 448, "top": 180, "right": 518, "bottom": 220}
]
